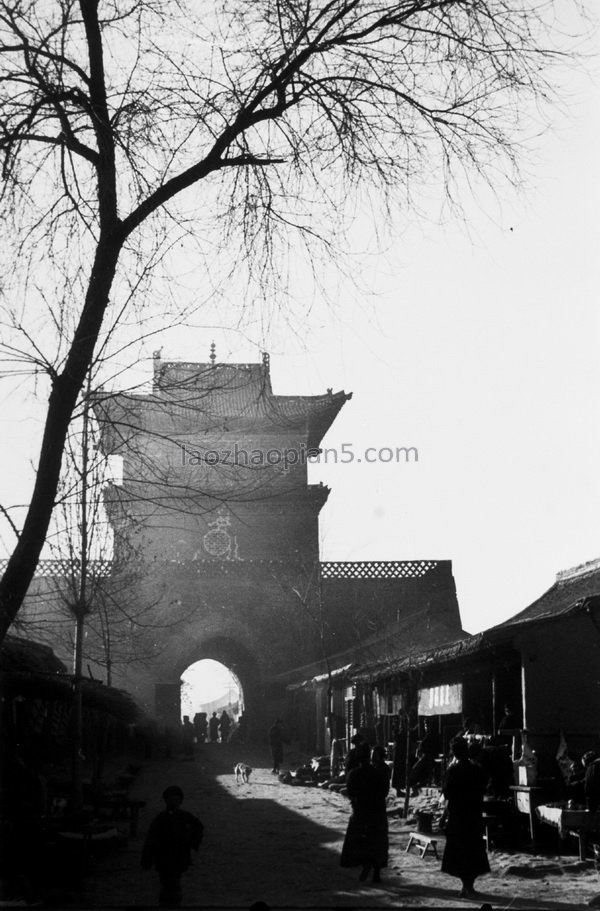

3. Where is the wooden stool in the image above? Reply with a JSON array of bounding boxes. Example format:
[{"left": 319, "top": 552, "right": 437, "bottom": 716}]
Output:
[{"left": 405, "top": 831, "right": 439, "bottom": 859}]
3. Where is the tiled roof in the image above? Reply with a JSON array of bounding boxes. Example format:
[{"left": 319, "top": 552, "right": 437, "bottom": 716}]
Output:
[
  {"left": 489, "top": 557, "right": 600, "bottom": 632},
  {"left": 350, "top": 631, "right": 488, "bottom": 683},
  {"left": 94, "top": 358, "right": 351, "bottom": 450},
  {"left": 153, "top": 360, "right": 350, "bottom": 421},
  {"left": 353, "top": 559, "right": 600, "bottom": 682}
]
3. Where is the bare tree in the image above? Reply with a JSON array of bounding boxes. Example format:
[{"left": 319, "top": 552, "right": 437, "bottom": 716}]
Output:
[
  {"left": 22, "top": 375, "right": 145, "bottom": 807},
  {"left": 0, "top": 0, "right": 587, "bottom": 642},
  {"left": 16, "top": 374, "right": 207, "bottom": 681}
]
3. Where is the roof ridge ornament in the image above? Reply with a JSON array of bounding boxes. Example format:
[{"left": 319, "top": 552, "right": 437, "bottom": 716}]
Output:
[
  {"left": 556, "top": 555, "right": 600, "bottom": 582},
  {"left": 209, "top": 341, "right": 216, "bottom": 366}
]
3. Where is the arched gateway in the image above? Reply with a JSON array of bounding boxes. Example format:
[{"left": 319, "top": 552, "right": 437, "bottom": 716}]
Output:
[{"left": 93, "top": 352, "right": 352, "bottom": 734}]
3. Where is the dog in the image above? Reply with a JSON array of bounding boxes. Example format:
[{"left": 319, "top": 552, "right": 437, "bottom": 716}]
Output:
[{"left": 234, "top": 762, "right": 252, "bottom": 784}]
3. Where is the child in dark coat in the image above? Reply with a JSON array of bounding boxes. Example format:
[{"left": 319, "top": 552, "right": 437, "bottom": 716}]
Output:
[{"left": 141, "top": 785, "right": 204, "bottom": 907}]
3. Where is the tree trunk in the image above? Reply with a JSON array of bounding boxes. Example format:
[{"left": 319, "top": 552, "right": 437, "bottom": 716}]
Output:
[{"left": 403, "top": 715, "right": 414, "bottom": 819}]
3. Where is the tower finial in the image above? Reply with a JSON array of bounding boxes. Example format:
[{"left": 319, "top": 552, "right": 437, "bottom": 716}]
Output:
[{"left": 210, "top": 341, "right": 216, "bottom": 365}]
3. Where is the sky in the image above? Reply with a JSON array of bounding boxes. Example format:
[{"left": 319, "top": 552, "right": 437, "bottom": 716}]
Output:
[
  {"left": 181, "top": 660, "right": 241, "bottom": 717},
  {"left": 0, "top": 11, "right": 598, "bottom": 640},
  {"left": 146, "top": 60, "right": 600, "bottom": 636}
]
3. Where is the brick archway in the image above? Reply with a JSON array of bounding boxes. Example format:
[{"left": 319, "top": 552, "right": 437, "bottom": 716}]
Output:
[{"left": 156, "top": 635, "right": 266, "bottom": 740}]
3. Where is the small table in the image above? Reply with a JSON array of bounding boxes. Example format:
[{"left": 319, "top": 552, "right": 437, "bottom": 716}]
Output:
[
  {"left": 95, "top": 794, "right": 146, "bottom": 837},
  {"left": 536, "top": 803, "right": 600, "bottom": 861},
  {"left": 510, "top": 785, "right": 547, "bottom": 852}
]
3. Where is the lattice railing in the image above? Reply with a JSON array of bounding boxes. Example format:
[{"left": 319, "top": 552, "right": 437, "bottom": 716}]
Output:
[
  {"left": 0, "top": 558, "right": 113, "bottom": 578},
  {"left": 320, "top": 560, "right": 439, "bottom": 580},
  {"left": 0, "top": 557, "right": 442, "bottom": 580},
  {"left": 0, "top": 556, "right": 300, "bottom": 579}
]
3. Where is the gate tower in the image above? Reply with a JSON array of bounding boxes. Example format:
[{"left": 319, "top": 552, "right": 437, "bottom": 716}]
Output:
[{"left": 94, "top": 351, "right": 351, "bottom": 733}]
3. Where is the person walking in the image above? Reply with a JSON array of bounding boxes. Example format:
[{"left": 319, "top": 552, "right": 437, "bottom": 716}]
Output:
[
  {"left": 441, "top": 737, "right": 490, "bottom": 898},
  {"left": 141, "top": 785, "right": 204, "bottom": 908},
  {"left": 409, "top": 719, "right": 440, "bottom": 790},
  {"left": 268, "top": 718, "right": 285, "bottom": 775},
  {"left": 340, "top": 742, "right": 390, "bottom": 884}
]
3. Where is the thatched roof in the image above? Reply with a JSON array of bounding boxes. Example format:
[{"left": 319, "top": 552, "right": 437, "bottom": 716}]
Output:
[
  {"left": 0, "top": 635, "right": 143, "bottom": 724},
  {"left": 278, "top": 607, "right": 467, "bottom": 690},
  {"left": 0, "top": 635, "right": 67, "bottom": 674}
]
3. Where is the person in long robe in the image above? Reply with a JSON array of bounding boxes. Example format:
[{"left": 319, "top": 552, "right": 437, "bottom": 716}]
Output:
[
  {"left": 340, "top": 743, "right": 390, "bottom": 884},
  {"left": 181, "top": 716, "right": 195, "bottom": 758},
  {"left": 268, "top": 719, "right": 285, "bottom": 774},
  {"left": 218, "top": 710, "right": 231, "bottom": 743},
  {"left": 441, "top": 737, "right": 490, "bottom": 898}
]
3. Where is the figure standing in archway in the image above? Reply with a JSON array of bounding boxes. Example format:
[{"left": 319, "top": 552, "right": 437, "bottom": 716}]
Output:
[
  {"left": 193, "top": 713, "right": 208, "bottom": 744},
  {"left": 208, "top": 712, "right": 219, "bottom": 743},
  {"left": 181, "top": 717, "right": 195, "bottom": 759},
  {"left": 218, "top": 710, "right": 231, "bottom": 743},
  {"left": 268, "top": 718, "right": 286, "bottom": 775}
]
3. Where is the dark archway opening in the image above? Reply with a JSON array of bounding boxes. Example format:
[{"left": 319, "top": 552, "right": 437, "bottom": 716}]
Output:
[{"left": 176, "top": 636, "right": 265, "bottom": 742}]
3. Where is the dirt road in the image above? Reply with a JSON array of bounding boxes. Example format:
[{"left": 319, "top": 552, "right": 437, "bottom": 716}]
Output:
[{"left": 73, "top": 743, "right": 600, "bottom": 909}]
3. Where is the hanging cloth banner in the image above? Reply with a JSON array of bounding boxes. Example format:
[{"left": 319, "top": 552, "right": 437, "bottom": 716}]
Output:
[{"left": 418, "top": 683, "right": 463, "bottom": 716}]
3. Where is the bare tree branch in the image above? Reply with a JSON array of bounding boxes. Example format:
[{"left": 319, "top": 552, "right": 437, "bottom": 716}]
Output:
[{"left": 0, "top": 0, "right": 591, "bottom": 641}]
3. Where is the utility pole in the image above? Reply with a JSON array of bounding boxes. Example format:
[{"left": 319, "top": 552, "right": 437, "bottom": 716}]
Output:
[
  {"left": 403, "top": 663, "right": 414, "bottom": 820},
  {"left": 69, "top": 375, "right": 92, "bottom": 813}
]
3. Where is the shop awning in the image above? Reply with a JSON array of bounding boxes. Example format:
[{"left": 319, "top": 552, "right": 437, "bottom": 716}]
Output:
[{"left": 286, "top": 663, "right": 357, "bottom": 691}]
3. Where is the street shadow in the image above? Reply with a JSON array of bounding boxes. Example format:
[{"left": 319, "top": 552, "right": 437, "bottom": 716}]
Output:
[
  {"left": 69, "top": 745, "right": 596, "bottom": 910},
  {"left": 404, "top": 882, "right": 594, "bottom": 910}
]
